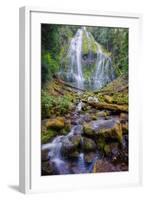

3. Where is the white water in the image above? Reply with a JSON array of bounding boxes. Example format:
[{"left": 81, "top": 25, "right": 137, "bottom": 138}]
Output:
[{"left": 67, "top": 29, "right": 84, "bottom": 89}]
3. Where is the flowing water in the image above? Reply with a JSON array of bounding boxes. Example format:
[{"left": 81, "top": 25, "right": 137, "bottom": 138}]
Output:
[
  {"left": 42, "top": 103, "right": 100, "bottom": 175},
  {"left": 61, "top": 27, "right": 115, "bottom": 90}
]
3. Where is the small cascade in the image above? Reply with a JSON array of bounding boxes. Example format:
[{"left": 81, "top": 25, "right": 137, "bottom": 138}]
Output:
[
  {"left": 41, "top": 107, "right": 99, "bottom": 174},
  {"left": 76, "top": 100, "right": 83, "bottom": 112},
  {"left": 77, "top": 153, "right": 86, "bottom": 173}
]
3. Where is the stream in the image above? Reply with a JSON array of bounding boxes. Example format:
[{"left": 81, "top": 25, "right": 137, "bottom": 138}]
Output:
[{"left": 42, "top": 102, "right": 101, "bottom": 174}]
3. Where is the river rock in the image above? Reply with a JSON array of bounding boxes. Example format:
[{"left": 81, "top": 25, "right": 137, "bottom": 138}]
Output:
[
  {"left": 120, "top": 113, "right": 128, "bottom": 123},
  {"left": 61, "top": 135, "right": 81, "bottom": 157},
  {"left": 97, "top": 121, "right": 123, "bottom": 143},
  {"left": 96, "top": 111, "right": 107, "bottom": 118},
  {"left": 73, "top": 125, "right": 83, "bottom": 135},
  {"left": 92, "top": 160, "right": 118, "bottom": 173},
  {"left": 41, "top": 149, "right": 49, "bottom": 162},
  {"left": 122, "top": 122, "right": 128, "bottom": 134},
  {"left": 41, "top": 161, "right": 56, "bottom": 175},
  {"left": 46, "top": 117, "right": 65, "bottom": 130},
  {"left": 84, "top": 152, "right": 97, "bottom": 163},
  {"left": 88, "top": 96, "right": 99, "bottom": 103},
  {"left": 82, "top": 137, "right": 96, "bottom": 152},
  {"left": 83, "top": 122, "right": 95, "bottom": 136},
  {"left": 83, "top": 119, "right": 123, "bottom": 143}
]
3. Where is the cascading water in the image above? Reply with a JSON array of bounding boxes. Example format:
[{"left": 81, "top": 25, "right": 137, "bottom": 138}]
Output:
[
  {"left": 61, "top": 26, "right": 115, "bottom": 90},
  {"left": 41, "top": 103, "right": 98, "bottom": 175},
  {"left": 66, "top": 29, "right": 84, "bottom": 90}
]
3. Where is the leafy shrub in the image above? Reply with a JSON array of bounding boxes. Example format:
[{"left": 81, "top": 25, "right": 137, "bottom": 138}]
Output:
[
  {"left": 41, "top": 52, "right": 59, "bottom": 84},
  {"left": 41, "top": 90, "right": 72, "bottom": 119}
]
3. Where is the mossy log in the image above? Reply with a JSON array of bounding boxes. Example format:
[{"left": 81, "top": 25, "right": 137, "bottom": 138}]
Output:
[
  {"left": 56, "top": 78, "right": 85, "bottom": 92},
  {"left": 83, "top": 101, "right": 128, "bottom": 113},
  {"left": 94, "top": 85, "right": 128, "bottom": 95}
]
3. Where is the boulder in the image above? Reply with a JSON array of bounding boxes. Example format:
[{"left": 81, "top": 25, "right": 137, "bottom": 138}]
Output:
[
  {"left": 93, "top": 160, "right": 118, "bottom": 173},
  {"left": 83, "top": 122, "right": 95, "bottom": 136},
  {"left": 97, "top": 121, "right": 123, "bottom": 143},
  {"left": 96, "top": 111, "right": 107, "bottom": 118},
  {"left": 84, "top": 152, "right": 97, "bottom": 163},
  {"left": 46, "top": 117, "right": 65, "bottom": 130},
  {"left": 41, "top": 149, "right": 49, "bottom": 162},
  {"left": 82, "top": 137, "right": 96, "bottom": 152},
  {"left": 122, "top": 122, "right": 128, "bottom": 134},
  {"left": 120, "top": 113, "right": 128, "bottom": 123},
  {"left": 61, "top": 135, "right": 81, "bottom": 157}
]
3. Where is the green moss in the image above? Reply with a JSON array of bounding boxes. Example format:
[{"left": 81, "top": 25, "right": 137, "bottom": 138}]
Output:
[
  {"left": 112, "top": 93, "right": 128, "bottom": 104},
  {"left": 82, "top": 31, "right": 89, "bottom": 55},
  {"left": 90, "top": 34, "right": 98, "bottom": 54},
  {"left": 41, "top": 89, "right": 74, "bottom": 119},
  {"left": 41, "top": 129, "right": 57, "bottom": 144}
]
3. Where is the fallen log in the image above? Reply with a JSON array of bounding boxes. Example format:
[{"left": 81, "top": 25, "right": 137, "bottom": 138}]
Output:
[
  {"left": 94, "top": 85, "right": 128, "bottom": 95},
  {"left": 56, "top": 79, "right": 85, "bottom": 92},
  {"left": 83, "top": 101, "right": 128, "bottom": 113}
]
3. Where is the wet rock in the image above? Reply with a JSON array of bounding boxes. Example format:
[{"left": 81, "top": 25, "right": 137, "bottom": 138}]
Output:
[
  {"left": 61, "top": 135, "right": 81, "bottom": 157},
  {"left": 93, "top": 160, "right": 120, "bottom": 173},
  {"left": 82, "top": 114, "right": 92, "bottom": 122},
  {"left": 84, "top": 152, "right": 97, "bottom": 163},
  {"left": 97, "top": 120, "right": 123, "bottom": 143},
  {"left": 46, "top": 117, "right": 65, "bottom": 130},
  {"left": 91, "top": 114, "right": 98, "bottom": 120},
  {"left": 83, "top": 122, "right": 94, "bottom": 136},
  {"left": 67, "top": 151, "right": 80, "bottom": 159},
  {"left": 122, "top": 122, "right": 128, "bottom": 134},
  {"left": 88, "top": 96, "right": 99, "bottom": 103},
  {"left": 73, "top": 125, "right": 83, "bottom": 135},
  {"left": 82, "top": 137, "right": 96, "bottom": 152},
  {"left": 69, "top": 135, "right": 82, "bottom": 146},
  {"left": 41, "top": 149, "right": 49, "bottom": 162},
  {"left": 103, "top": 143, "right": 119, "bottom": 157},
  {"left": 96, "top": 111, "right": 107, "bottom": 118},
  {"left": 120, "top": 113, "right": 128, "bottom": 123},
  {"left": 41, "top": 161, "right": 56, "bottom": 175}
]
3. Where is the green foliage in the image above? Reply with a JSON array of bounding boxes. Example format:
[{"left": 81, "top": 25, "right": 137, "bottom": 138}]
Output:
[
  {"left": 42, "top": 52, "right": 59, "bottom": 84},
  {"left": 82, "top": 31, "right": 89, "bottom": 55},
  {"left": 41, "top": 129, "right": 57, "bottom": 144},
  {"left": 89, "top": 27, "right": 128, "bottom": 75},
  {"left": 41, "top": 90, "right": 72, "bottom": 119},
  {"left": 82, "top": 30, "right": 97, "bottom": 55}
]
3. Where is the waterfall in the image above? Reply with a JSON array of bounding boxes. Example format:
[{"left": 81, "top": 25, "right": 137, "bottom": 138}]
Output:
[
  {"left": 66, "top": 28, "right": 84, "bottom": 89},
  {"left": 61, "top": 26, "right": 116, "bottom": 90}
]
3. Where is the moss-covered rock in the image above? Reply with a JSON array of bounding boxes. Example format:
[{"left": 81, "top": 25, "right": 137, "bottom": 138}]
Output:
[
  {"left": 41, "top": 129, "right": 57, "bottom": 144},
  {"left": 96, "top": 111, "right": 107, "bottom": 118},
  {"left": 82, "top": 137, "right": 96, "bottom": 152},
  {"left": 84, "top": 152, "right": 97, "bottom": 163},
  {"left": 83, "top": 122, "right": 95, "bottom": 136},
  {"left": 120, "top": 113, "right": 128, "bottom": 122},
  {"left": 98, "top": 121, "right": 123, "bottom": 143},
  {"left": 61, "top": 135, "right": 82, "bottom": 158},
  {"left": 122, "top": 122, "right": 128, "bottom": 135},
  {"left": 46, "top": 117, "right": 65, "bottom": 130}
]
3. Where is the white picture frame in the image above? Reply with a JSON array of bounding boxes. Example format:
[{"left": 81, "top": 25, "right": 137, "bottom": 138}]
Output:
[{"left": 19, "top": 6, "right": 143, "bottom": 194}]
